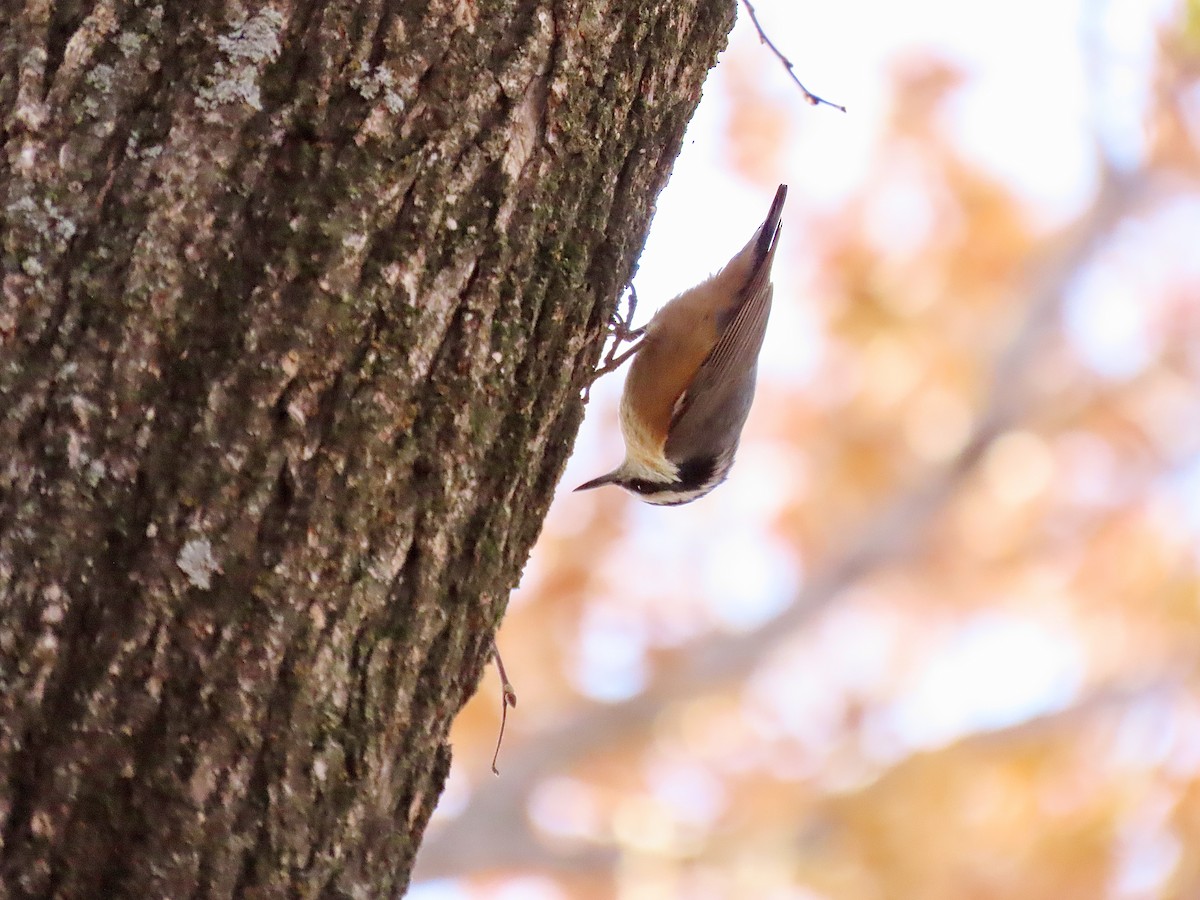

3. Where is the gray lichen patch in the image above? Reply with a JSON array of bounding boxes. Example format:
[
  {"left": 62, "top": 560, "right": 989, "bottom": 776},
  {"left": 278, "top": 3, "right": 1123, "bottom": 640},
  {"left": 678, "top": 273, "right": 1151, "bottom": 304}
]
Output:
[
  {"left": 197, "top": 8, "right": 286, "bottom": 112},
  {"left": 177, "top": 538, "right": 221, "bottom": 590}
]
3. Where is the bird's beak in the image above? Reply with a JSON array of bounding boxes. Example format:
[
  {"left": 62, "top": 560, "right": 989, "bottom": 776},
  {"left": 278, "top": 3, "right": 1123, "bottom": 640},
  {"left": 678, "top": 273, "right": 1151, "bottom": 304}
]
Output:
[{"left": 574, "top": 471, "right": 619, "bottom": 492}]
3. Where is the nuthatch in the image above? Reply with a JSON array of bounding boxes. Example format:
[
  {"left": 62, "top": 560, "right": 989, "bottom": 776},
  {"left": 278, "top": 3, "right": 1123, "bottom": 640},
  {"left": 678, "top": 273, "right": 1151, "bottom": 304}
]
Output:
[{"left": 577, "top": 184, "right": 787, "bottom": 505}]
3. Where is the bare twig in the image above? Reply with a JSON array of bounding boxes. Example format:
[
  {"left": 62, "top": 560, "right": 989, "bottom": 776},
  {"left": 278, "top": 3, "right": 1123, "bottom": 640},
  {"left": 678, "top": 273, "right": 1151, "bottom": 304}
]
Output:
[
  {"left": 583, "top": 286, "right": 646, "bottom": 401},
  {"left": 740, "top": 0, "right": 846, "bottom": 113},
  {"left": 490, "top": 641, "right": 518, "bottom": 776}
]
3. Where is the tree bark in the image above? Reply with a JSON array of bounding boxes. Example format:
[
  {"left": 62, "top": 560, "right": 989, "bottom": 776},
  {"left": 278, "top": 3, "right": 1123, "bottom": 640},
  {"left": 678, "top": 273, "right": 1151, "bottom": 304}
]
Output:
[{"left": 0, "top": 0, "right": 732, "bottom": 895}]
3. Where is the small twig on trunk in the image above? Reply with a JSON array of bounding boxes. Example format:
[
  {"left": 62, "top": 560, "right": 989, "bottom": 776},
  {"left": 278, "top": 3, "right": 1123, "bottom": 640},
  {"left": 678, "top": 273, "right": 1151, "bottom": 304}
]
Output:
[
  {"left": 740, "top": 0, "right": 846, "bottom": 113},
  {"left": 584, "top": 285, "right": 646, "bottom": 401},
  {"left": 491, "top": 641, "right": 517, "bottom": 776}
]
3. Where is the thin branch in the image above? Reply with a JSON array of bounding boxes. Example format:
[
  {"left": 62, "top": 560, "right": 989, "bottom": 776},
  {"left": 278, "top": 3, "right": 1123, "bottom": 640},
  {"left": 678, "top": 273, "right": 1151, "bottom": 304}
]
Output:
[
  {"left": 740, "top": 0, "right": 846, "bottom": 113},
  {"left": 490, "top": 641, "right": 518, "bottom": 776}
]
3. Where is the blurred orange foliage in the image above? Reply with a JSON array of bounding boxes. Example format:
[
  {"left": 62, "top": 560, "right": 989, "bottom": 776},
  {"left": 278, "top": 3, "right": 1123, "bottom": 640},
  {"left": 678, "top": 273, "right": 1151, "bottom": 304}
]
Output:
[{"left": 419, "top": 2, "right": 1200, "bottom": 897}]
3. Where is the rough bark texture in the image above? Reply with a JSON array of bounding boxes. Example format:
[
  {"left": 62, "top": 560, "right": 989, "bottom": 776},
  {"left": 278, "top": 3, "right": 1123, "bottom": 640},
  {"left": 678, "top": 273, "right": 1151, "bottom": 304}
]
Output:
[{"left": 0, "top": 0, "right": 732, "bottom": 895}]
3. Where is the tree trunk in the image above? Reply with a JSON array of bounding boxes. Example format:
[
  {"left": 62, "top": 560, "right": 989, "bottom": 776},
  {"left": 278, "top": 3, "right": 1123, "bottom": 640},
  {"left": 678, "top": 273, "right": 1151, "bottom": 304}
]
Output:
[{"left": 0, "top": 0, "right": 731, "bottom": 895}]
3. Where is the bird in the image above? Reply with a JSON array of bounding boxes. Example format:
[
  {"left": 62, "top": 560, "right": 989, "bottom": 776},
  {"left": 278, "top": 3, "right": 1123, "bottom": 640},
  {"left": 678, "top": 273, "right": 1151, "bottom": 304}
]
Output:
[{"left": 576, "top": 184, "right": 787, "bottom": 506}]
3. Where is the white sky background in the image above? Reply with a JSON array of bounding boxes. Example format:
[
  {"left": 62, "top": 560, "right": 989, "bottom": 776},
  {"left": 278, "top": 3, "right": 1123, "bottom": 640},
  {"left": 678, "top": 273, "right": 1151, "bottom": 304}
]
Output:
[{"left": 418, "top": 0, "right": 1196, "bottom": 894}]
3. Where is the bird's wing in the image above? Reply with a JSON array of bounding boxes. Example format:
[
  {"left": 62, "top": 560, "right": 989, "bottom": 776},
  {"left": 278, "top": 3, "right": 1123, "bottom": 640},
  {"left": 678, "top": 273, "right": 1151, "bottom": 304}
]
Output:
[
  {"left": 667, "top": 187, "right": 784, "bottom": 447},
  {"left": 665, "top": 283, "right": 773, "bottom": 462},
  {"left": 682, "top": 263, "right": 774, "bottom": 409}
]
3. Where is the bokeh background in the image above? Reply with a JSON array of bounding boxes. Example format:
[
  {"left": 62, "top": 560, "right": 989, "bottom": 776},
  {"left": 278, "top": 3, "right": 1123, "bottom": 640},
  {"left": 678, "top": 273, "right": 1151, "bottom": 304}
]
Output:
[{"left": 413, "top": 0, "right": 1200, "bottom": 896}]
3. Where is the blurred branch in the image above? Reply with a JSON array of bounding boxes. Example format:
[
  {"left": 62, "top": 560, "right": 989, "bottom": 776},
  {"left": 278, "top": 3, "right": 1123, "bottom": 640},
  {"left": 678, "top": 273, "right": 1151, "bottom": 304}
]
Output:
[
  {"left": 414, "top": 165, "right": 1156, "bottom": 880},
  {"left": 740, "top": 0, "right": 846, "bottom": 113},
  {"left": 963, "top": 666, "right": 1188, "bottom": 751},
  {"left": 798, "top": 665, "right": 1193, "bottom": 839}
]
